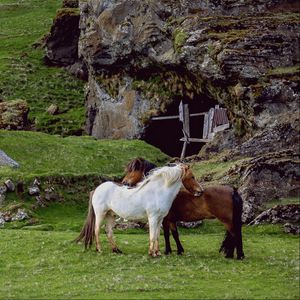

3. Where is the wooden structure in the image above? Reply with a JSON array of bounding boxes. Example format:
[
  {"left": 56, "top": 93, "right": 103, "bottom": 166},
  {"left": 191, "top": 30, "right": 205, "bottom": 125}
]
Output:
[{"left": 151, "top": 102, "right": 229, "bottom": 158}]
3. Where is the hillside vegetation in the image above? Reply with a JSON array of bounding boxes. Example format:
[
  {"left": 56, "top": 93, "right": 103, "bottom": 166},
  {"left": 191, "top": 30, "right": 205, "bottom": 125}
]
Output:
[
  {"left": 0, "top": 0, "right": 85, "bottom": 135},
  {"left": 0, "top": 130, "right": 169, "bottom": 182}
]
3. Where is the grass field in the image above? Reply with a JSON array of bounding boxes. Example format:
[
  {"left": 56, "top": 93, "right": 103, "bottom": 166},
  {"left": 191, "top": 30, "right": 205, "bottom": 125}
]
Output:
[
  {"left": 0, "top": 130, "right": 169, "bottom": 182},
  {"left": 0, "top": 223, "right": 299, "bottom": 299},
  {"left": 0, "top": 0, "right": 85, "bottom": 135}
]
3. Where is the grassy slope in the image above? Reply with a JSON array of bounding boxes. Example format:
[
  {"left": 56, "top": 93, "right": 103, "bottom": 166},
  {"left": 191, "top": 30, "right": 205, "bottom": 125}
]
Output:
[
  {"left": 0, "top": 130, "right": 169, "bottom": 182},
  {"left": 0, "top": 225, "right": 299, "bottom": 299},
  {"left": 0, "top": 0, "right": 85, "bottom": 135}
]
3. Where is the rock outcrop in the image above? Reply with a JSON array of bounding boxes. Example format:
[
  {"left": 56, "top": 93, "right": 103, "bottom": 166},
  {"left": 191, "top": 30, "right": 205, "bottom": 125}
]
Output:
[
  {"left": 248, "top": 204, "right": 300, "bottom": 226},
  {"left": 0, "top": 150, "right": 19, "bottom": 168},
  {"left": 78, "top": 0, "right": 299, "bottom": 144},
  {"left": 0, "top": 100, "right": 29, "bottom": 130},
  {"left": 44, "top": 0, "right": 299, "bottom": 222},
  {"left": 44, "top": 5, "right": 88, "bottom": 80},
  {"left": 44, "top": 8, "right": 80, "bottom": 66},
  {"left": 231, "top": 150, "right": 300, "bottom": 222}
]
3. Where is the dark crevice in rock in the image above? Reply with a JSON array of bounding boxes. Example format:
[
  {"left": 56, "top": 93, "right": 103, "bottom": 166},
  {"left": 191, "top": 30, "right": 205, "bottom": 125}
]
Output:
[{"left": 143, "top": 94, "right": 218, "bottom": 157}]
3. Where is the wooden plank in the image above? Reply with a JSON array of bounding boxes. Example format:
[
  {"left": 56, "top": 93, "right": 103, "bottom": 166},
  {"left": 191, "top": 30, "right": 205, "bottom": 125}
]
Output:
[
  {"left": 180, "top": 141, "right": 187, "bottom": 159},
  {"left": 151, "top": 115, "right": 179, "bottom": 120},
  {"left": 213, "top": 123, "right": 230, "bottom": 133},
  {"left": 207, "top": 108, "right": 214, "bottom": 140},
  {"left": 179, "top": 101, "right": 184, "bottom": 122},
  {"left": 203, "top": 113, "right": 208, "bottom": 139},
  {"left": 180, "top": 138, "right": 210, "bottom": 143},
  {"left": 183, "top": 104, "right": 190, "bottom": 137},
  {"left": 189, "top": 112, "right": 206, "bottom": 117},
  {"left": 151, "top": 112, "right": 206, "bottom": 121}
]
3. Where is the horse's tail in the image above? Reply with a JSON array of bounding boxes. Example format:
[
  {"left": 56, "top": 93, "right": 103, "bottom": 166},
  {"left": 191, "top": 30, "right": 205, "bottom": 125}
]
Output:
[
  {"left": 74, "top": 190, "right": 95, "bottom": 249},
  {"left": 232, "top": 188, "right": 243, "bottom": 230},
  {"left": 232, "top": 188, "right": 245, "bottom": 259}
]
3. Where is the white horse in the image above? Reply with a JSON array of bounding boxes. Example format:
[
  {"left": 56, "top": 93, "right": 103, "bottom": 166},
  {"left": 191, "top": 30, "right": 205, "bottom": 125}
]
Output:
[{"left": 76, "top": 164, "right": 202, "bottom": 257}]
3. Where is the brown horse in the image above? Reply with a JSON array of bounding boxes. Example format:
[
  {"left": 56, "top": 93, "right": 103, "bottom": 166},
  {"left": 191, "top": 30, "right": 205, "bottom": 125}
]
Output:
[
  {"left": 121, "top": 157, "right": 157, "bottom": 186},
  {"left": 122, "top": 158, "right": 245, "bottom": 260}
]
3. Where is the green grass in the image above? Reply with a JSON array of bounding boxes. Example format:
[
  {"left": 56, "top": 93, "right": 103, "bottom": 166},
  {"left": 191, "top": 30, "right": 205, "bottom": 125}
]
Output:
[
  {"left": 0, "top": 0, "right": 85, "bottom": 135},
  {"left": 267, "top": 64, "right": 300, "bottom": 77},
  {"left": 263, "top": 197, "right": 300, "bottom": 209},
  {"left": 190, "top": 157, "right": 246, "bottom": 185},
  {"left": 0, "top": 130, "right": 169, "bottom": 182},
  {"left": 0, "top": 224, "right": 299, "bottom": 299}
]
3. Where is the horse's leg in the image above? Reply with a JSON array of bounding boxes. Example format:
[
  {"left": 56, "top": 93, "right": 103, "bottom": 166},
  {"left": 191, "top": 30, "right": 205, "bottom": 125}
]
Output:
[
  {"left": 220, "top": 223, "right": 235, "bottom": 259},
  {"left": 170, "top": 222, "right": 184, "bottom": 255},
  {"left": 148, "top": 217, "right": 158, "bottom": 257},
  {"left": 153, "top": 217, "right": 164, "bottom": 256},
  {"left": 162, "top": 219, "right": 172, "bottom": 255},
  {"left": 94, "top": 213, "right": 105, "bottom": 252},
  {"left": 106, "top": 213, "right": 122, "bottom": 254}
]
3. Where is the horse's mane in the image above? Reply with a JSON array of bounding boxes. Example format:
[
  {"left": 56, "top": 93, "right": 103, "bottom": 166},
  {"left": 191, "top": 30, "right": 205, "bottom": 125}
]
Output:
[
  {"left": 134, "top": 165, "right": 182, "bottom": 191},
  {"left": 125, "top": 157, "right": 157, "bottom": 175}
]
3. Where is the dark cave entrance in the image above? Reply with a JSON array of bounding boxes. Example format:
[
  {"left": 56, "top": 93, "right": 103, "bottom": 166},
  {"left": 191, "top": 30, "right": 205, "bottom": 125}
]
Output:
[{"left": 142, "top": 94, "right": 218, "bottom": 157}]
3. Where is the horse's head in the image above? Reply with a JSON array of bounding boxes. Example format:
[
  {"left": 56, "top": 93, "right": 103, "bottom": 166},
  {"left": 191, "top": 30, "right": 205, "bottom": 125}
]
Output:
[
  {"left": 122, "top": 170, "right": 144, "bottom": 187},
  {"left": 180, "top": 164, "right": 203, "bottom": 196},
  {"left": 122, "top": 157, "right": 157, "bottom": 187}
]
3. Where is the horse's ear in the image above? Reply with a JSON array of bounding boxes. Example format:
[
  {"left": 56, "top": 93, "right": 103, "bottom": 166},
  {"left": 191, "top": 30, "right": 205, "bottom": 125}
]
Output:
[{"left": 180, "top": 164, "right": 189, "bottom": 177}]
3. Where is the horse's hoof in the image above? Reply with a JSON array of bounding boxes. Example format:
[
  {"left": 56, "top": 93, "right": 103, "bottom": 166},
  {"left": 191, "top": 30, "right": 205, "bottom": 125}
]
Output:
[
  {"left": 155, "top": 251, "right": 161, "bottom": 256},
  {"left": 112, "top": 248, "right": 123, "bottom": 254},
  {"left": 237, "top": 255, "right": 245, "bottom": 260},
  {"left": 149, "top": 252, "right": 157, "bottom": 258},
  {"left": 225, "top": 254, "right": 234, "bottom": 259},
  {"left": 164, "top": 250, "right": 172, "bottom": 255}
]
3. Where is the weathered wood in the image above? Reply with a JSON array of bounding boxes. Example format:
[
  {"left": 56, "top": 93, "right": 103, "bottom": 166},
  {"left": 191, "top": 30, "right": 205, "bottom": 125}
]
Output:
[
  {"left": 151, "top": 115, "right": 180, "bottom": 120},
  {"left": 180, "top": 138, "right": 210, "bottom": 143},
  {"left": 203, "top": 113, "right": 209, "bottom": 139},
  {"left": 213, "top": 123, "right": 230, "bottom": 133},
  {"left": 207, "top": 108, "right": 215, "bottom": 140},
  {"left": 183, "top": 104, "right": 190, "bottom": 137},
  {"left": 151, "top": 102, "right": 230, "bottom": 158},
  {"left": 179, "top": 101, "right": 184, "bottom": 122},
  {"left": 180, "top": 141, "right": 187, "bottom": 159},
  {"left": 151, "top": 112, "right": 205, "bottom": 121},
  {"left": 189, "top": 112, "right": 206, "bottom": 117},
  {"left": 180, "top": 104, "right": 191, "bottom": 158}
]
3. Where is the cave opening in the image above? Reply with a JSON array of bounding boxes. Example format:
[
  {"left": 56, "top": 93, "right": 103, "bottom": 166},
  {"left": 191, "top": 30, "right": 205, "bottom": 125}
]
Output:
[{"left": 143, "top": 94, "right": 219, "bottom": 157}]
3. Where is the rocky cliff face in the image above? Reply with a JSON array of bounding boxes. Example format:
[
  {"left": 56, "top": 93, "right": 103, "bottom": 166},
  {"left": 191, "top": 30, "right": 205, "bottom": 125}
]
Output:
[
  {"left": 79, "top": 0, "right": 299, "bottom": 147},
  {"left": 46, "top": 0, "right": 299, "bottom": 221}
]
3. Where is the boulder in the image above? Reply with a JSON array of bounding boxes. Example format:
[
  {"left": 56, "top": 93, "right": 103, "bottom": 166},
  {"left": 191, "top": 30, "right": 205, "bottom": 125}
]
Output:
[
  {"left": 226, "top": 150, "right": 300, "bottom": 222},
  {"left": 284, "top": 223, "right": 300, "bottom": 235},
  {"left": 0, "top": 100, "right": 29, "bottom": 130},
  {"left": 44, "top": 8, "right": 80, "bottom": 66},
  {"left": 0, "top": 150, "right": 19, "bottom": 168},
  {"left": 28, "top": 186, "right": 40, "bottom": 196},
  {"left": 178, "top": 221, "right": 203, "bottom": 228},
  {"left": 11, "top": 209, "right": 29, "bottom": 222},
  {"left": 248, "top": 204, "right": 300, "bottom": 225},
  {"left": 46, "top": 104, "right": 59, "bottom": 115},
  {"left": 4, "top": 180, "right": 15, "bottom": 192}
]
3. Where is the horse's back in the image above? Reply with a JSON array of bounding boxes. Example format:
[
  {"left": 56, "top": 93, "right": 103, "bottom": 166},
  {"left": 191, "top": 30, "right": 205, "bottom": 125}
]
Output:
[
  {"left": 203, "top": 185, "right": 234, "bottom": 222},
  {"left": 168, "top": 185, "right": 234, "bottom": 222},
  {"left": 92, "top": 182, "right": 119, "bottom": 210}
]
